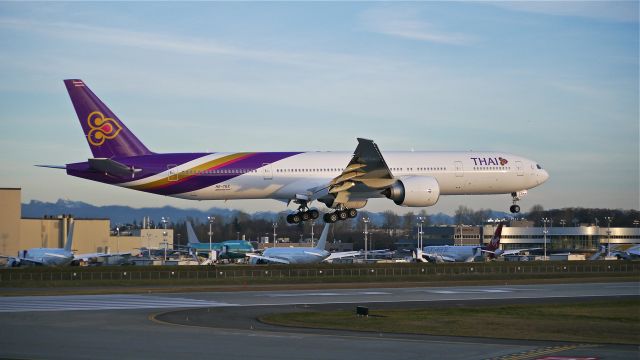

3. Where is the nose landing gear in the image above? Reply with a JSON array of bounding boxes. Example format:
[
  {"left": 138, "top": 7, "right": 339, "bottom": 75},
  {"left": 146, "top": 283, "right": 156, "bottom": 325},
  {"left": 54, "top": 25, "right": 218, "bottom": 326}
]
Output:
[{"left": 509, "top": 190, "right": 527, "bottom": 214}]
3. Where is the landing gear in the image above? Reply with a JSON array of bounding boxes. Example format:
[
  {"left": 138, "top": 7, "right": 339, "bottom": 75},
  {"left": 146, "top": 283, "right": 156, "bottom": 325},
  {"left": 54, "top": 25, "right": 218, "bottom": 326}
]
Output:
[
  {"left": 286, "top": 208, "right": 319, "bottom": 224},
  {"left": 509, "top": 191, "right": 525, "bottom": 214},
  {"left": 323, "top": 208, "right": 358, "bottom": 223}
]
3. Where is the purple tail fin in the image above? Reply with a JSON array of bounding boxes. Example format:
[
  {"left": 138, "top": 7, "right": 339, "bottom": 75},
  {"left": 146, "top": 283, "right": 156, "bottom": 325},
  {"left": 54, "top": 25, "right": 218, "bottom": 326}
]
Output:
[{"left": 64, "top": 79, "right": 153, "bottom": 158}]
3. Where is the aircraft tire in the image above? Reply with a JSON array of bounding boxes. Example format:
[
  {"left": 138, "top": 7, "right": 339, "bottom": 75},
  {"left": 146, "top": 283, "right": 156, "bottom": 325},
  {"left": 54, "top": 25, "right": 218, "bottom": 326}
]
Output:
[
  {"left": 337, "top": 210, "right": 348, "bottom": 221},
  {"left": 308, "top": 209, "right": 320, "bottom": 220},
  {"left": 510, "top": 205, "right": 520, "bottom": 213},
  {"left": 347, "top": 208, "right": 358, "bottom": 218}
]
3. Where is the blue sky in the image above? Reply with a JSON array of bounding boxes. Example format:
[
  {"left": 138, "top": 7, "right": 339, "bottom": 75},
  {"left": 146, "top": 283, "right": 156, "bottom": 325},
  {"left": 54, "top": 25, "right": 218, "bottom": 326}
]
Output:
[{"left": 0, "top": 1, "right": 638, "bottom": 215}]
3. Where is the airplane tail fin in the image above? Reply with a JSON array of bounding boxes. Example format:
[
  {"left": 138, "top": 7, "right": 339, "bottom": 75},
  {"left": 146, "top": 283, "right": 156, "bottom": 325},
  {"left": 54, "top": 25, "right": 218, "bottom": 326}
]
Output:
[
  {"left": 63, "top": 79, "right": 153, "bottom": 158},
  {"left": 64, "top": 221, "right": 75, "bottom": 252},
  {"left": 487, "top": 223, "right": 504, "bottom": 252},
  {"left": 186, "top": 222, "right": 201, "bottom": 245},
  {"left": 315, "top": 223, "right": 331, "bottom": 250}
]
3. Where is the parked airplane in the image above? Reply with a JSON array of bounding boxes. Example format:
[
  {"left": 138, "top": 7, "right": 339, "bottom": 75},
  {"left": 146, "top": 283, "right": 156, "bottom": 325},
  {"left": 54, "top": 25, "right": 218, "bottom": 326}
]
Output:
[
  {"left": 41, "top": 80, "right": 549, "bottom": 223},
  {"left": 421, "top": 223, "right": 506, "bottom": 262},
  {"left": 1, "top": 222, "right": 129, "bottom": 267},
  {"left": 609, "top": 244, "right": 640, "bottom": 260},
  {"left": 181, "top": 221, "right": 255, "bottom": 260},
  {"left": 247, "top": 223, "right": 361, "bottom": 264}
]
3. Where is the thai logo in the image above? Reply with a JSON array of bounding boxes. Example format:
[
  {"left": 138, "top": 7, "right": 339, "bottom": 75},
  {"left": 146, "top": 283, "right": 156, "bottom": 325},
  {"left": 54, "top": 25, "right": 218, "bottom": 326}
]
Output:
[
  {"left": 87, "top": 111, "right": 122, "bottom": 146},
  {"left": 471, "top": 157, "right": 509, "bottom": 166}
]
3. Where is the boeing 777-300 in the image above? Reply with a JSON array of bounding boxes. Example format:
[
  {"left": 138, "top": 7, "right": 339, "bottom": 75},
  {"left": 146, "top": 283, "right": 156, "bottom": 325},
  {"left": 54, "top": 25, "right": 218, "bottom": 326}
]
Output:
[{"left": 40, "top": 80, "right": 549, "bottom": 223}]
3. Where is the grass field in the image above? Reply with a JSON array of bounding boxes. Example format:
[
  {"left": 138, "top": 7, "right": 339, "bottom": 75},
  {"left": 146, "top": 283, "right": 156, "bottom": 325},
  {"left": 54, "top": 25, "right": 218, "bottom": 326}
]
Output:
[{"left": 260, "top": 298, "right": 640, "bottom": 345}]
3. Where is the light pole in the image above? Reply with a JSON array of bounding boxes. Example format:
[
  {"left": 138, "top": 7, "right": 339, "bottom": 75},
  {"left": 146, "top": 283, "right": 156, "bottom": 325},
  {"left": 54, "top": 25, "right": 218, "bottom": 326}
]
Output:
[
  {"left": 272, "top": 222, "right": 278, "bottom": 248},
  {"left": 560, "top": 219, "right": 566, "bottom": 228},
  {"left": 605, "top": 216, "right": 612, "bottom": 257},
  {"left": 207, "top": 216, "right": 215, "bottom": 252},
  {"left": 162, "top": 231, "right": 168, "bottom": 261},
  {"left": 310, "top": 220, "right": 315, "bottom": 247},
  {"left": 633, "top": 220, "right": 639, "bottom": 228},
  {"left": 417, "top": 217, "right": 425, "bottom": 250},
  {"left": 363, "top": 217, "right": 370, "bottom": 261},
  {"left": 542, "top": 218, "right": 550, "bottom": 260}
]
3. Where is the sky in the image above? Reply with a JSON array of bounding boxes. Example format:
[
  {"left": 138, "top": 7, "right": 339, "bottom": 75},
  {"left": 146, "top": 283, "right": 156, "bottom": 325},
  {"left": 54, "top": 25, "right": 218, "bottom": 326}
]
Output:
[{"left": 0, "top": 1, "right": 638, "bottom": 215}]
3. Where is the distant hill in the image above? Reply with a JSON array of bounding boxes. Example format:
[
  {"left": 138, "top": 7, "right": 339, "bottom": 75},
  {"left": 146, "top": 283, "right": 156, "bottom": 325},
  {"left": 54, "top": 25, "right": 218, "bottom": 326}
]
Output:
[{"left": 21, "top": 199, "right": 459, "bottom": 227}]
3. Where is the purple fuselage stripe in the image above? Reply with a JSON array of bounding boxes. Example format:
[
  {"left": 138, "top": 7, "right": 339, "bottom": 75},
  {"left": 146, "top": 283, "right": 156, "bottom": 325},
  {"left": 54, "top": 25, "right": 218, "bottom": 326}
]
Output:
[{"left": 66, "top": 152, "right": 301, "bottom": 194}]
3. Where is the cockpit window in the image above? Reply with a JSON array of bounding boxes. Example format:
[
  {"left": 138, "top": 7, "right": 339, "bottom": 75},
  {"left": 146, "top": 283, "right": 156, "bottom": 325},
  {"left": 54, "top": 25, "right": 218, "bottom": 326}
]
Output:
[{"left": 536, "top": 164, "right": 543, "bottom": 169}]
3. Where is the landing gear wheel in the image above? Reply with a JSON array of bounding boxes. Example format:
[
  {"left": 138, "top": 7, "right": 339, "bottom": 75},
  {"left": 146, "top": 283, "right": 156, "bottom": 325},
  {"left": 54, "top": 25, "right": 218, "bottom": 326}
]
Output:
[
  {"left": 287, "top": 213, "right": 302, "bottom": 224},
  {"left": 510, "top": 205, "right": 520, "bottom": 214},
  {"left": 324, "top": 212, "right": 339, "bottom": 223},
  {"left": 301, "top": 212, "right": 311, "bottom": 221},
  {"left": 308, "top": 209, "right": 320, "bottom": 220},
  {"left": 347, "top": 208, "right": 358, "bottom": 218},
  {"left": 337, "top": 210, "right": 348, "bottom": 221}
]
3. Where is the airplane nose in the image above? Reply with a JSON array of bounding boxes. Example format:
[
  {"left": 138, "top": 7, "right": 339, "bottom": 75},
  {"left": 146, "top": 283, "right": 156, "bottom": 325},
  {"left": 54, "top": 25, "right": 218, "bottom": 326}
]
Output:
[{"left": 540, "top": 170, "right": 549, "bottom": 183}]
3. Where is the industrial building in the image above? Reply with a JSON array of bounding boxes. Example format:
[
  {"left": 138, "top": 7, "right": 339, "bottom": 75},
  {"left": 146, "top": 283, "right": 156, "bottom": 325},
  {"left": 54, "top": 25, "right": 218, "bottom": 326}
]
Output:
[{"left": 0, "top": 188, "right": 172, "bottom": 258}]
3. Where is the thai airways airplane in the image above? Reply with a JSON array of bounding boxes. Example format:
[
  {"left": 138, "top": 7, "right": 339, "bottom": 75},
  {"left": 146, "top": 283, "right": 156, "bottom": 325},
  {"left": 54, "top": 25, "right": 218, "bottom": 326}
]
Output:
[{"left": 41, "top": 79, "right": 549, "bottom": 224}]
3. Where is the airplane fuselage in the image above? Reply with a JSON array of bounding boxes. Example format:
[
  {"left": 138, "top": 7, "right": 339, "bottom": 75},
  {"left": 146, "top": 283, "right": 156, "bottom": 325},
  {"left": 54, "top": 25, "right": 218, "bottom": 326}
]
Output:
[{"left": 67, "top": 151, "right": 548, "bottom": 204}]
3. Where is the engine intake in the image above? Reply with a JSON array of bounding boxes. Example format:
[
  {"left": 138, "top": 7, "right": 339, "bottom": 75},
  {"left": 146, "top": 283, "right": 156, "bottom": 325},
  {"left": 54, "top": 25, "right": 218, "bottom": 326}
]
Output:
[{"left": 383, "top": 176, "right": 440, "bottom": 207}]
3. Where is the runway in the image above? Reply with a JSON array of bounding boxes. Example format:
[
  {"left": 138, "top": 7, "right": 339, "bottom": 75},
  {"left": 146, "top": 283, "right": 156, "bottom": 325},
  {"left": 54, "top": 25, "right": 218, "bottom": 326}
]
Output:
[{"left": 0, "top": 282, "right": 637, "bottom": 360}]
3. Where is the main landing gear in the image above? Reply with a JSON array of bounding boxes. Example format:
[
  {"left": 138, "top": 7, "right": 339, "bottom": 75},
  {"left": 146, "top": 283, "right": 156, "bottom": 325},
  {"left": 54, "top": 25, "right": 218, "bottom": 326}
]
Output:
[
  {"left": 323, "top": 208, "right": 358, "bottom": 223},
  {"left": 286, "top": 209, "right": 319, "bottom": 224}
]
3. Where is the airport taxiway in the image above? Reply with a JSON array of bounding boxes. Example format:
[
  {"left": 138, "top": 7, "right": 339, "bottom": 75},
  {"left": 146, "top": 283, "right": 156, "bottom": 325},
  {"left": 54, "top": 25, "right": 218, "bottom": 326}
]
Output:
[{"left": 0, "top": 282, "right": 637, "bottom": 359}]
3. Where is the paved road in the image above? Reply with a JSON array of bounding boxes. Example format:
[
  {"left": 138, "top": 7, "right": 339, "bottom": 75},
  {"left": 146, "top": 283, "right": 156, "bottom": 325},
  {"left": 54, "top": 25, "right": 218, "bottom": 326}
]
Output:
[{"left": 0, "top": 282, "right": 637, "bottom": 360}]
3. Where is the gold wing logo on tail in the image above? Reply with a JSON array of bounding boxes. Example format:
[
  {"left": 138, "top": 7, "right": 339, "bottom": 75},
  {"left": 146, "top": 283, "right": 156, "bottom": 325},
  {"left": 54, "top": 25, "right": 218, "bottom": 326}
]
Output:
[{"left": 87, "top": 111, "right": 122, "bottom": 146}]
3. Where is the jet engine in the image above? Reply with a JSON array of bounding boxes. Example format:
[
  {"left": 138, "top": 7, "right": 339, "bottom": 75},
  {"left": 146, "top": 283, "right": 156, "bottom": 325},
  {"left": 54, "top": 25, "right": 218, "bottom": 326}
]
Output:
[{"left": 383, "top": 176, "right": 440, "bottom": 207}]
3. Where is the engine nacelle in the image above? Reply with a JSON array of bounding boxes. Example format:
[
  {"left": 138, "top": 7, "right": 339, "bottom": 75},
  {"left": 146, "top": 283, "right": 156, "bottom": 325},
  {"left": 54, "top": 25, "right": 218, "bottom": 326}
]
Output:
[{"left": 384, "top": 176, "right": 440, "bottom": 207}]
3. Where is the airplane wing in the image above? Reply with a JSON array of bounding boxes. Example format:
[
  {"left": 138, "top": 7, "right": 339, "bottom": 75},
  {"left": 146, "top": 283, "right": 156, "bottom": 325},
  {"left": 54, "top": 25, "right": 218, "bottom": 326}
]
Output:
[
  {"left": 244, "top": 253, "right": 291, "bottom": 264},
  {"left": 483, "top": 248, "right": 541, "bottom": 256},
  {"left": 74, "top": 252, "right": 131, "bottom": 261},
  {"left": 321, "top": 138, "right": 396, "bottom": 205},
  {"left": 422, "top": 252, "right": 456, "bottom": 262},
  {"left": 323, "top": 251, "right": 361, "bottom": 262}
]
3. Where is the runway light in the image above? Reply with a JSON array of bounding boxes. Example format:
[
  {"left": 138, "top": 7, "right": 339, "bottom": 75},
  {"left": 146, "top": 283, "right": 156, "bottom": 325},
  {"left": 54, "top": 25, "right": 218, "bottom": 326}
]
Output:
[{"left": 123, "top": 272, "right": 127, "bottom": 276}]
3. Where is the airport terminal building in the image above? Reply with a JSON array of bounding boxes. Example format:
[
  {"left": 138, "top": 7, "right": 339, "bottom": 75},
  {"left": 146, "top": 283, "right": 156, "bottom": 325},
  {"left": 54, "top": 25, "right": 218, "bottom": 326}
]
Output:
[
  {"left": 482, "top": 221, "right": 640, "bottom": 254},
  {"left": 0, "top": 188, "right": 172, "bottom": 258}
]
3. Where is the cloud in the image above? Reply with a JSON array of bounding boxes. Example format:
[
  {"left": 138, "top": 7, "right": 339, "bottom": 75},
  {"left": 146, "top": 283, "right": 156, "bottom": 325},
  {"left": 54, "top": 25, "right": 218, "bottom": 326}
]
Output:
[
  {"left": 491, "top": 1, "right": 639, "bottom": 23},
  {"left": 359, "top": 6, "right": 475, "bottom": 45},
  {"left": 0, "top": 17, "right": 394, "bottom": 72}
]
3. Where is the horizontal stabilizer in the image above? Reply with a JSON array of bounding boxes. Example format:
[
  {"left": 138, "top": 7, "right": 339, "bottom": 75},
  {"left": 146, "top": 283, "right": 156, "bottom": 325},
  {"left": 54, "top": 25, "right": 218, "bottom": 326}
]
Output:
[
  {"left": 35, "top": 165, "right": 67, "bottom": 169},
  {"left": 89, "top": 158, "right": 142, "bottom": 178}
]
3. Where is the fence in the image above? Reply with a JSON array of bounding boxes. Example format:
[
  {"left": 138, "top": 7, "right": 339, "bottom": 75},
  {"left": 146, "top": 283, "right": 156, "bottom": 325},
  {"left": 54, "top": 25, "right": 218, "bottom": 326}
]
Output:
[{"left": 1, "top": 261, "right": 638, "bottom": 284}]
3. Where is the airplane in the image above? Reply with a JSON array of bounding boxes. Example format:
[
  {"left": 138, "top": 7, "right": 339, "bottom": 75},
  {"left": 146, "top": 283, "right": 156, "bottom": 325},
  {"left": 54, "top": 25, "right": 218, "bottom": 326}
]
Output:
[
  {"left": 40, "top": 79, "right": 549, "bottom": 223},
  {"left": 180, "top": 221, "right": 255, "bottom": 260},
  {"left": 608, "top": 244, "right": 640, "bottom": 260},
  {"left": 246, "top": 222, "right": 333, "bottom": 264},
  {"left": 1, "top": 222, "right": 130, "bottom": 267},
  {"left": 421, "top": 223, "right": 506, "bottom": 262}
]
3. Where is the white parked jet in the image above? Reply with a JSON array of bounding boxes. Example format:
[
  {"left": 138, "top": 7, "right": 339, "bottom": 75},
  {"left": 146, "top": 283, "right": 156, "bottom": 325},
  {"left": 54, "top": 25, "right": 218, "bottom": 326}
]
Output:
[
  {"left": 247, "top": 223, "right": 358, "bottom": 264},
  {"left": 1, "top": 222, "right": 130, "bottom": 267},
  {"left": 48, "top": 80, "right": 550, "bottom": 226}
]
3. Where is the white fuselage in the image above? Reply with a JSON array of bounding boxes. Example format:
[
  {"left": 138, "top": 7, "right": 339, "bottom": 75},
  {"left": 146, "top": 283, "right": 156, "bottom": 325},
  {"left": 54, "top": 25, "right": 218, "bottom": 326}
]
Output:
[{"left": 120, "top": 151, "right": 549, "bottom": 204}]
